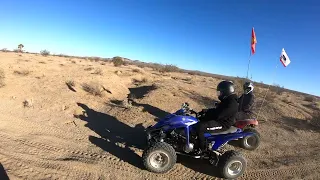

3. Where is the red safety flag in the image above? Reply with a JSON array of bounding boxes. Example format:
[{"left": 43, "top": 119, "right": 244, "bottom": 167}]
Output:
[{"left": 251, "top": 27, "right": 257, "bottom": 55}]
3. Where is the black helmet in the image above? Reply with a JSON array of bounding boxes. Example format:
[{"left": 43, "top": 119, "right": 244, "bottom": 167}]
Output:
[
  {"left": 243, "top": 81, "right": 254, "bottom": 94},
  {"left": 217, "top": 80, "right": 235, "bottom": 101}
]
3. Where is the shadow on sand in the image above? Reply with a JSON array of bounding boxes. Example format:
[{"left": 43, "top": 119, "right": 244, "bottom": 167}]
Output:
[
  {"left": 75, "top": 102, "right": 222, "bottom": 177},
  {"left": 75, "top": 103, "right": 146, "bottom": 169},
  {"left": 0, "top": 163, "right": 9, "bottom": 180}
]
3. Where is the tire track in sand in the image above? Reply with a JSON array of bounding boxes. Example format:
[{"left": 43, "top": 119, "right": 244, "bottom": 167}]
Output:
[{"left": 1, "top": 132, "right": 319, "bottom": 180}]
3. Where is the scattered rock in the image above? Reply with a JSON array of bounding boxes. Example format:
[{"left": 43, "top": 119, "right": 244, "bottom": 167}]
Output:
[
  {"left": 62, "top": 105, "right": 69, "bottom": 111},
  {"left": 115, "top": 70, "right": 122, "bottom": 75},
  {"left": 23, "top": 99, "right": 33, "bottom": 108}
]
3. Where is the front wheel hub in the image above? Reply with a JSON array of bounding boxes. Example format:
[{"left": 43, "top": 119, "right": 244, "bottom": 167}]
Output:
[{"left": 149, "top": 152, "right": 169, "bottom": 169}]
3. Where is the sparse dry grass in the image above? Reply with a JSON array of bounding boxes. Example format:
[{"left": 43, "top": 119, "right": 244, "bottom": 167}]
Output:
[
  {"left": 304, "top": 96, "right": 315, "bottom": 102},
  {"left": 132, "top": 77, "right": 148, "bottom": 84},
  {"left": 92, "top": 68, "right": 103, "bottom": 75},
  {"left": 158, "top": 64, "right": 179, "bottom": 73},
  {"left": 14, "top": 70, "right": 31, "bottom": 76},
  {"left": 132, "top": 68, "right": 142, "bottom": 73},
  {"left": 40, "top": 50, "right": 50, "bottom": 56},
  {"left": 0, "top": 68, "right": 5, "bottom": 88},
  {"left": 84, "top": 67, "right": 94, "bottom": 71},
  {"left": 81, "top": 82, "right": 104, "bottom": 96},
  {"left": 1, "top": 48, "right": 8, "bottom": 52}
]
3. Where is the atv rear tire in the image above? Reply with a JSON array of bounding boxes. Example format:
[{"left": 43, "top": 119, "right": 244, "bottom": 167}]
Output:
[
  {"left": 142, "top": 142, "right": 177, "bottom": 173},
  {"left": 218, "top": 150, "right": 247, "bottom": 179},
  {"left": 239, "top": 128, "right": 260, "bottom": 151}
]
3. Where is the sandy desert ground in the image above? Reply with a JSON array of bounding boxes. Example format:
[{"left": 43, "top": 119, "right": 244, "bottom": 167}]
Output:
[{"left": 0, "top": 52, "right": 319, "bottom": 180}]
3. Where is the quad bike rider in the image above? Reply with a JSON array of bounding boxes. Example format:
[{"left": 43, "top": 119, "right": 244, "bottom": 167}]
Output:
[
  {"left": 195, "top": 80, "right": 239, "bottom": 155},
  {"left": 235, "top": 81, "right": 260, "bottom": 150},
  {"left": 237, "top": 81, "right": 255, "bottom": 120}
]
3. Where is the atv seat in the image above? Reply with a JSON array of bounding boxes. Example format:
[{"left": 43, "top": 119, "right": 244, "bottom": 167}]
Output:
[{"left": 207, "top": 126, "right": 238, "bottom": 135}]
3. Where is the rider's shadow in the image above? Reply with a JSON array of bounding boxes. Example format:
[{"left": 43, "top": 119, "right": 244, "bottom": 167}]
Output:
[
  {"left": 130, "top": 100, "right": 170, "bottom": 122},
  {"left": 75, "top": 103, "right": 146, "bottom": 169}
]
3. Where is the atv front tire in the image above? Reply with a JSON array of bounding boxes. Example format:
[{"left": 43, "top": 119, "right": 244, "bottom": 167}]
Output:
[
  {"left": 142, "top": 142, "right": 177, "bottom": 173},
  {"left": 218, "top": 150, "right": 247, "bottom": 179},
  {"left": 239, "top": 128, "right": 261, "bottom": 150}
]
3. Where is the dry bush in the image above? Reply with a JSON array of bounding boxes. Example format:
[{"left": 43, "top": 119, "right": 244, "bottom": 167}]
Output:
[
  {"left": 304, "top": 96, "right": 315, "bottom": 102},
  {"left": 112, "top": 56, "right": 124, "bottom": 67},
  {"left": 13, "top": 49, "right": 20, "bottom": 53},
  {"left": 101, "top": 62, "right": 106, "bottom": 65},
  {"left": 92, "top": 68, "right": 103, "bottom": 75},
  {"left": 133, "top": 77, "right": 148, "bottom": 84},
  {"left": 132, "top": 68, "right": 142, "bottom": 73},
  {"left": 309, "top": 112, "right": 320, "bottom": 127},
  {"left": 84, "top": 67, "right": 94, "bottom": 71},
  {"left": 39, "top": 61, "right": 46, "bottom": 64},
  {"left": 282, "top": 98, "right": 292, "bottom": 104},
  {"left": 1, "top": 48, "right": 8, "bottom": 52},
  {"left": 23, "top": 99, "right": 33, "bottom": 108},
  {"left": 81, "top": 82, "right": 104, "bottom": 96},
  {"left": 265, "top": 91, "right": 277, "bottom": 102},
  {"left": 0, "top": 68, "right": 5, "bottom": 88},
  {"left": 14, "top": 70, "right": 31, "bottom": 76},
  {"left": 40, "top": 50, "right": 50, "bottom": 56},
  {"left": 233, "top": 78, "right": 246, "bottom": 96},
  {"left": 71, "top": 60, "right": 76, "bottom": 64},
  {"left": 0, "top": 69, "right": 4, "bottom": 79},
  {"left": 159, "top": 64, "right": 179, "bottom": 73}
]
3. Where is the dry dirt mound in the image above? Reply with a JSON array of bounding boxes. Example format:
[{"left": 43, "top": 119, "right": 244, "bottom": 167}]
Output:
[{"left": 0, "top": 52, "right": 319, "bottom": 180}]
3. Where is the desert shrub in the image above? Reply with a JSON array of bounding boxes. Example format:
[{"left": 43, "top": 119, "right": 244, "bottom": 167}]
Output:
[
  {"left": 39, "top": 61, "right": 46, "bottom": 64},
  {"left": 0, "top": 69, "right": 4, "bottom": 79},
  {"left": 40, "top": 50, "right": 50, "bottom": 56},
  {"left": 0, "top": 68, "right": 5, "bottom": 88},
  {"left": 265, "top": 91, "right": 277, "bottom": 102},
  {"left": 282, "top": 98, "right": 292, "bottom": 104},
  {"left": 233, "top": 78, "right": 246, "bottom": 95},
  {"left": 132, "top": 77, "right": 148, "bottom": 84},
  {"left": 112, "top": 56, "right": 124, "bottom": 67},
  {"left": 23, "top": 99, "right": 33, "bottom": 108},
  {"left": 14, "top": 70, "right": 30, "bottom": 76},
  {"left": 81, "top": 82, "right": 103, "bottom": 96},
  {"left": 101, "top": 62, "right": 106, "bottom": 65},
  {"left": 84, "top": 67, "right": 94, "bottom": 71},
  {"left": 13, "top": 49, "right": 20, "bottom": 53},
  {"left": 93, "top": 68, "right": 103, "bottom": 75},
  {"left": 71, "top": 60, "right": 76, "bottom": 64},
  {"left": 304, "top": 96, "right": 315, "bottom": 102},
  {"left": 158, "top": 64, "right": 179, "bottom": 73},
  {"left": 132, "top": 68, "right": 142, "bottom": 73},
  {"left": 1, "top": 48, "right": 8, "bottom": 52},
  {"left": 271, "top": 84, "right": 285, "bottom": 95}
]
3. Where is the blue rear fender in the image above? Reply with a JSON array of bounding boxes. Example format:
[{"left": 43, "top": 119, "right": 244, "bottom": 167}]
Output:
[{"left": 205, "top": 130, "right": 255, "bottom": 150}]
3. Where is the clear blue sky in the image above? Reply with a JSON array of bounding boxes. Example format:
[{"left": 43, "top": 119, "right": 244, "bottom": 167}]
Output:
[{"left": 1, "top": 0, "right": 319, "bottom": 96}]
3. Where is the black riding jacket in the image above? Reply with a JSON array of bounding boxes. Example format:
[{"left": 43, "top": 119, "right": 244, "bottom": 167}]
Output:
[
  {"left": 238, "top": 92, "right": 254, "bottom": 112},
  {"left": 202, "top": 94, "right": 239, "bottom": 128}
]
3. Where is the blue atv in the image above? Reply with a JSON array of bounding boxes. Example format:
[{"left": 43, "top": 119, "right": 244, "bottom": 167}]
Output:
[{"left": 142, "top": 103, "right": 256, "bottom": 179}]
